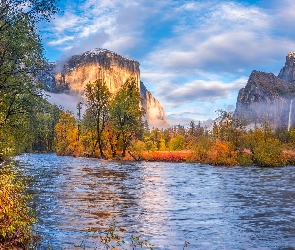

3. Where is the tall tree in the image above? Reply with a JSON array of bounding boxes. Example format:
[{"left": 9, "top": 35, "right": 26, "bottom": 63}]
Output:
[
  {"left": 54, "top": 111, "right": 79, "bottom": 155},
  {"left": 0, "top": 0, "right": 58, "bottom": 159},
  {"left": 31, "top": 101, "right": 62, "bottom": 152},
  {"left": 110, "top": 78, "right": 145, "bottom": 157},
  {"left": 84, "top": 79, "right": 111, "bottom": 158}
]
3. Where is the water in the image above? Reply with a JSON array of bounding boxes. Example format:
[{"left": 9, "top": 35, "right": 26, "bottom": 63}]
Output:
[{"left": 13, "top": 153, "right": 295, "bottom": 249}]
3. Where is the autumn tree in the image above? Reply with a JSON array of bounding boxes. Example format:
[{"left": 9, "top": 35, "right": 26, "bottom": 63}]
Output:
[
  {"left": 169, "top": 135, "right": 185, "bottom": 151},
  {"left": 253, "top": 138, "right": 285, "bottom": 167},
  {"left": 213, "top": 110, "right": 248, "bottom": 150},
  {"left": 84, "top": 80, "right": 111, "bottom": 158},
  {"left": 54, "top": 111, "right": 79, "bottom": 155},
  {"left": 109, "top": 78, "right": 145, "bottom": 157}
]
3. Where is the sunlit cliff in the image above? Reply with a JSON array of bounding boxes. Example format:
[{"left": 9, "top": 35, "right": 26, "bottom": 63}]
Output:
[{"left": 44, "top": 49, "right": 169, "bottom": 128}]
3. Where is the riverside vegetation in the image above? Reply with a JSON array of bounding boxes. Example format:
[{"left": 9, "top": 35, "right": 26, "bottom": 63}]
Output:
[{"left": 53, "top": 88, "right": 295, "bottom": 167}]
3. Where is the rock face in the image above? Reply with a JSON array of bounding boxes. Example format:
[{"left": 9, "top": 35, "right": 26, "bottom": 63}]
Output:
[
  {"left": 278, "top": 52, "right": 295, "bottom": 84},
  {"left": 140, "top": 82, "right": 168, "bottom": 128},
  {"left": 45, "top": 48, "right": 169, "bottom": 128},
  {"left": 54, "top": 49, "right": 140, "bottom": 94},
  {"left": 235, "top": 52, "right": 295, "bottom": 128}
]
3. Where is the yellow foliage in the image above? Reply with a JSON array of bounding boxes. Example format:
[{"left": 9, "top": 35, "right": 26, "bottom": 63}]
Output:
[
  {"left": 209, "top": 140, "right": 238, "bottom": 166},
  {"left": 253, "top": 138, "right": 285, "bottom": 167},
  {"left": 54, "top": 111, "right": 80, "bottom": 155},
  {"left": 0, "top": 167, "right": 35, "bottom": 248}
]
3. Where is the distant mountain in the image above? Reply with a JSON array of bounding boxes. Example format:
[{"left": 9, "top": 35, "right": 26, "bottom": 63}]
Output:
[
  {"left": 41, "top": 48, "right": 169, "bottom": 128},
  {"left": 235, "top": 52, "right": 295, "bottom": 128},
  {"left": 278, "top": 52, "right": 295, "bottom": 84}
]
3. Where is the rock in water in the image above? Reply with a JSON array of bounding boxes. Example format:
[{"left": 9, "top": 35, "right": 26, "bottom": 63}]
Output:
[{"left": 44, "top": 48, "right": 169, "bottom": 128}]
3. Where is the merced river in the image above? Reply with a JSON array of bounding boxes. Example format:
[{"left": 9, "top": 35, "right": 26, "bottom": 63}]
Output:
[{"left": 13, "top": 153, "right": 295, "bottom": 249}]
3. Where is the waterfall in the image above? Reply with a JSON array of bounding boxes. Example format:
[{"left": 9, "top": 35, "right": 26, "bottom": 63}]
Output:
[{"left": 288, "top": 99, "right": 293, "bottom": 131}]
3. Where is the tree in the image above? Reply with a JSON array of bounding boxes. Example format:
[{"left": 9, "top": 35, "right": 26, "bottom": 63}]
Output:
[
  {"left": 54, "top": 111, "right": 79, "bottom": 155},
  {"left": 213, "top": 110, "right": 248, "bottom": 151},
  {"left": 76, "top": 101, "right": 83, "bottom": 141},
  {"left": 191, "top": 135, "right": 214, "bottom": 163},
  {"left": 109, "top": 78, "right": 145, "bottom": 157},
  {"left": 169, "top": 135, "right": 185, "bottom": 151},
  {"left": 0, "top": 0, "right": 58, "bottom": 159},
  {"left": 253, "top": 138, "right": 285, "bottom": 167},
  {"left": 84, "top": 79, "right": 111, "bottom": 158},
  {"left": 31, "top": 101, "right": 61, "bottom": 152}
]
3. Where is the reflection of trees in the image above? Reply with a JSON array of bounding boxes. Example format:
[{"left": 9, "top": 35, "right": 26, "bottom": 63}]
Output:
[{"left": 60, "top": 161, "right": 142, "bottom": 231}]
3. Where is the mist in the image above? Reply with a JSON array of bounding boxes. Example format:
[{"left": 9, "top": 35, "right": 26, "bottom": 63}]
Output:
[{"left": 44, "top": 91, "right": 86, "bottom": 117}]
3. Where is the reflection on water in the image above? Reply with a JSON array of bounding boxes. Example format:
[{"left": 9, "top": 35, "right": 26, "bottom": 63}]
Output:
[{"left": 14, "top": 153, "right": 295, "bottom": 249}]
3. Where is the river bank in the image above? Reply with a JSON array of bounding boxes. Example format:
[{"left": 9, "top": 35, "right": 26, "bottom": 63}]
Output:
[{"left": 66, "top": 148, "right": 295, "bottom": 167}]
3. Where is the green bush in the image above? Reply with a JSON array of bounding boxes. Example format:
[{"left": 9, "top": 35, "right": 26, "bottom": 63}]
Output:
[
  {"left": 253, "top": 138, "right": 286, "bottom": 167},
  {"left": 169, "top": 135, "right": 185, "bottom": 151},
  {"left": 191, "top": 136, "right": 214, "bottom": 163},
  {"left": 128, "top": 140, "right": 146, "bottom": 160},
  {"left": 236, "top": 152, "right": 253, "bottom": 166}
]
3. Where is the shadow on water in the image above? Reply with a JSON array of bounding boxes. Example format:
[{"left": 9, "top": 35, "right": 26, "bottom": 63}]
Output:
[{"left": 13, "top": 153, "right": 295, "bottom": 249}]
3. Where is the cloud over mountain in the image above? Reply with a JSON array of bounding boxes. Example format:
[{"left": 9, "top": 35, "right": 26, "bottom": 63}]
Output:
[{"left": 41, "top": 0, "right": 295, "bottom": 124}]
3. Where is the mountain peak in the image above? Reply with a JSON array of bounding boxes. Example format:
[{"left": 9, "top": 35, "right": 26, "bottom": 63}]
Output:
[
  {"left": 286, "top": 52, "right": 295, "bottom": 60},
  {"left": 79, "top": 48, "right": 138, "bottom": 64},
  {"left": 278, "top": 52, "right": 295, "bottom": 84},
  {"left": 235, "top": 52, "right": 295, "bottom": 128},
  {"left": 49, "top": 48, "right": 168, "bottom": 128}
]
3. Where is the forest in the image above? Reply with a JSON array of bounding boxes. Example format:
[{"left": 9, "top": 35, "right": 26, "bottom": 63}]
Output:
[{"left": 51, "top": 90, "right": 295, "bottom": 168}]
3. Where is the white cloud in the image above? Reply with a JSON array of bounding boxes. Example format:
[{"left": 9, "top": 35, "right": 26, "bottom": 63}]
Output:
[
  {"left": 51, "top": 13, "right": 81, "bottom": 33},
  {"left": 45, "top": 92, "right": 85, "bottom": 116},
  {"left": 144, "top": 1, "right": 293, "bottom": 75},
  {"left": 48, "top": 36, "right": 74, "bottom": 46},
  {"left": 41, "top": 0, "right": 295, "bottom": 122},
  {"left": 158, "top": 77, "right": 247, "bottom": 107}
]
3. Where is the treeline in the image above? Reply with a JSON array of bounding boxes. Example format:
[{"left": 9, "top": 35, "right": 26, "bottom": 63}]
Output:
[
  {"left": 140, "top": 110, "right": 295, "bottom": 166},
  {"left": 51, "top": 83, "right": 295, "bottom": 166}
]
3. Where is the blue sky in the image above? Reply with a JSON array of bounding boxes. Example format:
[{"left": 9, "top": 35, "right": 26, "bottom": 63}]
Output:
[{"left": 39, "top": 0, "right": 295, "bottom": 126}]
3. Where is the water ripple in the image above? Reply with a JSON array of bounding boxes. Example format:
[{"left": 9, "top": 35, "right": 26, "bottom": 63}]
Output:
[{"left": 14, "top": 153, "right": 295, "bottom": 249}]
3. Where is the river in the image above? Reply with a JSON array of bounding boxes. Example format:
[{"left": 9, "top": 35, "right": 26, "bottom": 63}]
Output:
[{"left": 13, "top": 153, "right": 295, "bottom": 249}]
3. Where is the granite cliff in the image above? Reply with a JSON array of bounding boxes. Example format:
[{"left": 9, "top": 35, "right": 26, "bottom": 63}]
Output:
[
  {"left": 278, "top": 52, "right": 295, "bottom": 84},
  {"left": 235, "top": 52, "right": 295, "bottom": 128},
  {"left": 140, "top": 82, "right": 168, "bottom": 127},
  {"left": 54, "top": 49, "right": 140, "bottom": 94},
  {"left": 44, "top": 49, "right": 169, "bottom": 128}
]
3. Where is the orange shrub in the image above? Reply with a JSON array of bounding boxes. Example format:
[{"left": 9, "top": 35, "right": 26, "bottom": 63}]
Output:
[
  {"left": 143, "top": 151, "right": 189, "bottom": 162},
  {"left": 208, "top": 141, "right": 238, "bottom": 166}
]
